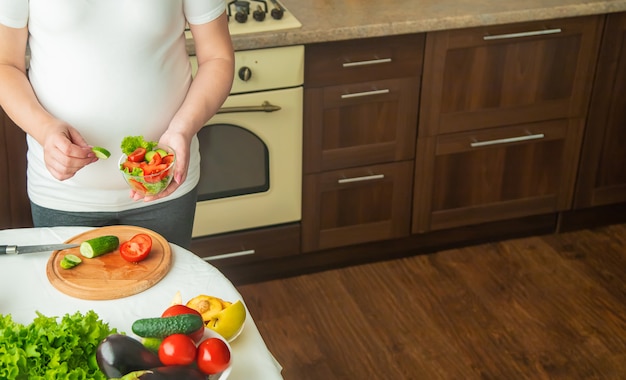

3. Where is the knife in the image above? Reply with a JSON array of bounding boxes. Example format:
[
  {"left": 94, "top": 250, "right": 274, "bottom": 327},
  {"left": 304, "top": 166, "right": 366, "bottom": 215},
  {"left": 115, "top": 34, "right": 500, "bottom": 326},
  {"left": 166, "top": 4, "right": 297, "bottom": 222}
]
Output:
[{"left": 0, "top": 243, "right": 80, "bottom": 255}]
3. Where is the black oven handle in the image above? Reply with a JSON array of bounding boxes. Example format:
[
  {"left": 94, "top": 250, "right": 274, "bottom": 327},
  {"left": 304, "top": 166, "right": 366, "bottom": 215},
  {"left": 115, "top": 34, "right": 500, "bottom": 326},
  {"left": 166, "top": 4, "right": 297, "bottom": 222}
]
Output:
[{"left": 216, "top": 101, "right": 281, "bottom": 114}]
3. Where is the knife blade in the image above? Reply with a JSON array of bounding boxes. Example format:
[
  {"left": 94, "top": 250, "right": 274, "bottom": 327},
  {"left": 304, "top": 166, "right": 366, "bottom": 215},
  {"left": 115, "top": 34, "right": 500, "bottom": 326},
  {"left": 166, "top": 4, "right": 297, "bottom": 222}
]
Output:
[{"left": 0, "top": 243, "right": 80, "bottom": 255}]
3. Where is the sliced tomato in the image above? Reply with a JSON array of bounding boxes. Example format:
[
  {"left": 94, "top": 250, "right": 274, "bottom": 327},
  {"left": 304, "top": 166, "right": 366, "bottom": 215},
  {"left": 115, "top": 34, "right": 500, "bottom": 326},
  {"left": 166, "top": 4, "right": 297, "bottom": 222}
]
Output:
[
  {"left": 127, "top": 147, "right": 147, "bottom": 162},
  {"left": 119, "top": 233, "right": 152, "bottom": 262},
  {"left": 162, "top": 154, "right": 175, "bottom": 165},
  {"left": 143, "top": 164, "right": 169, "bottom": 183},
  {"left": 128, "top": 178, "right": 147, "bottom": 193},
  {"left": 122, "top": 160, "right": 141, "bottom": 172},
  {"left": 148, "top": 151, "right": 162, "bottom": 165}
]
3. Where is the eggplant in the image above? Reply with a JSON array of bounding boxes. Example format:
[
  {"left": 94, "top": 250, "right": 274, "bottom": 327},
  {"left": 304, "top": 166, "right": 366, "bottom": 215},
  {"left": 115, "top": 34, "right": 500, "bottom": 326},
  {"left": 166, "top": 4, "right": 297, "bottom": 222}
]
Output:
[
  {"left": 97, "top": 334, "right": 162, "bottom": 378},
  {"left": 115, "top": 366, "right": 208, "bottom": 380}
]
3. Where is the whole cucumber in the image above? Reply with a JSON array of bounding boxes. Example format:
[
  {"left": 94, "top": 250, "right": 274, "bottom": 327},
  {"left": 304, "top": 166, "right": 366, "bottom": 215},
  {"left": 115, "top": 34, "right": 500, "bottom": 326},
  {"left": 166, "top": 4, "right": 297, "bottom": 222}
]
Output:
[
  {"left": 132, "top": 313, "right": 204, "bottom": 339},
  {"left": 96, "top": 334, "right": 162, "bottom": 378}
]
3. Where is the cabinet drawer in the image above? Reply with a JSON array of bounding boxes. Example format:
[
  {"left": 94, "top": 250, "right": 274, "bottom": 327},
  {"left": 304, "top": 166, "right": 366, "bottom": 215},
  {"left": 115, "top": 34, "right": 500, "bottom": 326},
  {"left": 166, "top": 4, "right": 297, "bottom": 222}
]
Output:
[
  {"left": 304, "top": 77, "right": 419, "bottom": 173},
  {"left": 190, "top": 223, "right": 300, "bottom": 266},
  {"left": 302, "top": 161, "right": 413, "bottom": 252},
  {"left": 412, "top": 119, "right": 584, "bottom": 232},
  {"left": 305, "top": 34, "right": 424, "bottom": 87},
  {"left": 419, "top": 15, "right": 603, "bottom": 136}
]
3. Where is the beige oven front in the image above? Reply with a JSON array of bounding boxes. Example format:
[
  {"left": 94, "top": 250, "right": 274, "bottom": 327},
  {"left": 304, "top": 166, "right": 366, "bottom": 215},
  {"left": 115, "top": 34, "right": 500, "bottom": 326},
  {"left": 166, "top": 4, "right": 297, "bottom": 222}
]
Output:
[{"left": 190, "top": 46, "right": 304, "bottom": 238}]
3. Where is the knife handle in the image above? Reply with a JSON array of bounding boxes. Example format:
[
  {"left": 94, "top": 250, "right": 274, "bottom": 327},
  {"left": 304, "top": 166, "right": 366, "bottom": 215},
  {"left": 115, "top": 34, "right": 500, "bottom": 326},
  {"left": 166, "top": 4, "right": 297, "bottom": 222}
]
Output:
[{"left": 0, "top": 245, "right": 18, "bottom": 255}]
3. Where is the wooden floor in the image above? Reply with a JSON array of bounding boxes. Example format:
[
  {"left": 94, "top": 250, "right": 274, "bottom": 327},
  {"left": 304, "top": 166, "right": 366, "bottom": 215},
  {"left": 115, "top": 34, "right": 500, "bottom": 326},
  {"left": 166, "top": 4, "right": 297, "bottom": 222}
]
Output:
[{"left": 237, "top": 223, "right": 626, "bottom": 379}]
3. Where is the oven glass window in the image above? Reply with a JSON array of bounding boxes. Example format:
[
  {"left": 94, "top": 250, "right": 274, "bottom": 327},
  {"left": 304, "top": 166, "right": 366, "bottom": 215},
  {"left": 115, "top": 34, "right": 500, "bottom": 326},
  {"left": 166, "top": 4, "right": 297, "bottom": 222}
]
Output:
[{"left": 196, "top": 123, "right": 269, "bottom": 201}]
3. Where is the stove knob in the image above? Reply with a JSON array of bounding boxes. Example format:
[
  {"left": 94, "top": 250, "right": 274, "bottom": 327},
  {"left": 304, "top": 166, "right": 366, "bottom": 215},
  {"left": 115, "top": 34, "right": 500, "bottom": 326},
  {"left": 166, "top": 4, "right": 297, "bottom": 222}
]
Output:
[
  {"left": 235, "top": 11, "right": 248, "bottom": 23},
  {"left": 238, "top": 66, "right": 252, "bottom": 81},
  {"left": 253, "top": 6, "right": 266, "bottom": 21},
  {"left": 270, "top": 7, "right": 284, "bottom": 20}
]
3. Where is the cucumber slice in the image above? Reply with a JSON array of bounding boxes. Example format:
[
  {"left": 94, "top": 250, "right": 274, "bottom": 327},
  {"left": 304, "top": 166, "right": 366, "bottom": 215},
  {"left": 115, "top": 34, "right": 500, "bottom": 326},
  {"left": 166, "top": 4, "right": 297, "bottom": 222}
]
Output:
[
  {"left": 155, "top": 148, "right": 168, "bottom": 158},
  {"left": 80, "top": 235, "right": 120, "bottom": 258},
  {"left": 144, "top": 150, "right": 156, "bottom": 162},
  {"left": 60, "top": 254, "right": 82, "bottom": 269},
  {"left": 92, "top": 146, "right": 111, "bottom": 159}
]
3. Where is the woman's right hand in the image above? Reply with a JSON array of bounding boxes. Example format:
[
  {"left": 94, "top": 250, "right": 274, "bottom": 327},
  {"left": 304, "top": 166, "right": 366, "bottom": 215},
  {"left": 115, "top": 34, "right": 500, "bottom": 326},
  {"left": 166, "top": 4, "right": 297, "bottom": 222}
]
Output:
[{"left": 41, "top": 121, "right": 97, "bottom": 181}]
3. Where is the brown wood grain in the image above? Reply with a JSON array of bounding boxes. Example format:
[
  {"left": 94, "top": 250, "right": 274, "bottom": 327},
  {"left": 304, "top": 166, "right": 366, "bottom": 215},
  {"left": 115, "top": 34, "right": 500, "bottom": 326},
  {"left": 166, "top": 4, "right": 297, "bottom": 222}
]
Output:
[
  {"left": 46, "top": 225, "right": 171, "bottom": 300},
  {"left": 238, "top": 223, "right": 626, "bottom": 379},
  {"left": 419, "top": 15, "right": 603, "bottom": 137},
  {"left": 574, "top": 11, "right": 626, "bottom": 208},
  {"left": 0, "top": 107, "right": 32, "bottom": 229}
]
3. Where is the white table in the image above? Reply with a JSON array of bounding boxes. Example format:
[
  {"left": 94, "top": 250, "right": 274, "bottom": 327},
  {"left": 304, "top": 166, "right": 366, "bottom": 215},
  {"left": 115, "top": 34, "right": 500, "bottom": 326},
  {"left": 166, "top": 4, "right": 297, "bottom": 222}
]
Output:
[{"left": 0, "top": 226, "right": 283, "bottom": 380}]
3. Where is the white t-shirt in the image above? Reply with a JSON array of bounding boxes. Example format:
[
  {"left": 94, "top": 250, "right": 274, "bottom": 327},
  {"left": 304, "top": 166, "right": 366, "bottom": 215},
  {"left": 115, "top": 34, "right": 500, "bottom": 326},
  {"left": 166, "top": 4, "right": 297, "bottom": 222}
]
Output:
[{"left": 0, "top": 0, "right": 225, "bottom": 212}]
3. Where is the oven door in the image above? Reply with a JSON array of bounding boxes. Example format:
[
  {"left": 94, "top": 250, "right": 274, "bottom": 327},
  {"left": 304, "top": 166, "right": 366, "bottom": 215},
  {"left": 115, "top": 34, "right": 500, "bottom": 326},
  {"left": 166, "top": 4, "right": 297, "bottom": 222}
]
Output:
[{"left": 191, "top": 87, "right": 303, "bottom": 237}]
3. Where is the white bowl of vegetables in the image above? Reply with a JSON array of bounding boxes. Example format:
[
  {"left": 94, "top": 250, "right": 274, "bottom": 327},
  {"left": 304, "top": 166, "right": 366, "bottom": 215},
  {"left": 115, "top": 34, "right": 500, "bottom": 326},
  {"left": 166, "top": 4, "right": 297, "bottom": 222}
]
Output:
[{"left": 119, "top": 137, "right": 175, "bottom": 196}]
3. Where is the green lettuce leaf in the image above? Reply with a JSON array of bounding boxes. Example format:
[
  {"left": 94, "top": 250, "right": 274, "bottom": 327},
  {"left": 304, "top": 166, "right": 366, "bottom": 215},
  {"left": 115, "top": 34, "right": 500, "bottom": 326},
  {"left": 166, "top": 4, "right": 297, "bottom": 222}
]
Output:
[
  {"left": 0, "top": 311, "right": 119, "bottom": 380},
  {"left": 120, "top": 136, "right": 158, "bottom": 155}
]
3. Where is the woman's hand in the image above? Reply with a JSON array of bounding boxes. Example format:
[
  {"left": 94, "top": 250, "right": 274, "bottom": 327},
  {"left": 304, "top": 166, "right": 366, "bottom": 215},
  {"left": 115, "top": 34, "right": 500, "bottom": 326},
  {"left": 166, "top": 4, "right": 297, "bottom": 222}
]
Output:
[
  {"left": 42, "top": 121, "right": 97, "bottom": 181},
  {"left": 130, "top": 130, "right": 191, "bottom": 202}
]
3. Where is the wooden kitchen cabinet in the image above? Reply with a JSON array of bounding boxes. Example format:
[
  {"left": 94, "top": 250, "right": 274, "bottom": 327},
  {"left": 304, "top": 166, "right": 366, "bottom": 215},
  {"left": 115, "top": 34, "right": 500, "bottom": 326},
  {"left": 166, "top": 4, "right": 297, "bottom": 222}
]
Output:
[
  {"left": 303, "top": 34, "right": 423, "bottom": 172},
  {"left": 413, "top": 15, "right": 603, "bottom": 233},
  {"left": 418, "top": 15, "right": 603, "bottom": 137},
  {"left": 573, "top": 12, "right": 626, "bottom": 208},
  {"left": 302, "top": 34, "right": 424, "bottom": 251},
  {"left": 190, "top": 223, "right": 300, "bottom": 266},
  {"left": 302, "top": 161, "right": 413, "bottom": 252},
  {"left": 413, "top": 119, "right": 584, "bottom": 231},
  {"left": 0, "top": 107, "right": 32, "bottom": 229}
]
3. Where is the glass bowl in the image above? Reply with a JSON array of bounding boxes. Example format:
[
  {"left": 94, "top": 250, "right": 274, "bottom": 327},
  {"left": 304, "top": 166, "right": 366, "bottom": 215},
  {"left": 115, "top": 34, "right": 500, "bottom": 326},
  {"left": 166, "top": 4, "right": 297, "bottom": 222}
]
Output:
[{"left": 118, "top": 145, "right": 175, "bottom": 196}]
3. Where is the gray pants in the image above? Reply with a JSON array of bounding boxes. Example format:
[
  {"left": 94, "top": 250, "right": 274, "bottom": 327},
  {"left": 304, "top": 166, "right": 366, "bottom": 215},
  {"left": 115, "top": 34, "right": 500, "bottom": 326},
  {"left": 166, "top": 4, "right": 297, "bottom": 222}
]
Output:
[{"left": 30, "top": 187, "right": 198, "bottom": 249}]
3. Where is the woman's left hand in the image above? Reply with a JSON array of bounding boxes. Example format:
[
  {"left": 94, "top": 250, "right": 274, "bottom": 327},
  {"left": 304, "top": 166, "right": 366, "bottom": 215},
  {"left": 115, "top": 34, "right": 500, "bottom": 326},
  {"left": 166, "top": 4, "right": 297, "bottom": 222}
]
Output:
[{"left": 130, "top": 131, "right": 191, "bottom": 202}]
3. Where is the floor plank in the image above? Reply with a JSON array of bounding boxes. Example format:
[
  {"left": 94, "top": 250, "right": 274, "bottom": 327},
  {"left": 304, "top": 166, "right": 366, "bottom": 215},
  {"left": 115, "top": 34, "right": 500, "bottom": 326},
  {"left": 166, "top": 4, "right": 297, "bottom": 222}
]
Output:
[{"left": 237, "top": 224, "right": 626, "bottom": 379}]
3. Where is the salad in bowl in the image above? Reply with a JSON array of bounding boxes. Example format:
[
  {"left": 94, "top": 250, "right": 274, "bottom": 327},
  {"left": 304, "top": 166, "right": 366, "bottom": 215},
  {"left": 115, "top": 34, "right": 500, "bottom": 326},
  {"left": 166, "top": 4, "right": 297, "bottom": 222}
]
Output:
[{"left": 119, "top": 136, "right": 175, "bottom": 196}]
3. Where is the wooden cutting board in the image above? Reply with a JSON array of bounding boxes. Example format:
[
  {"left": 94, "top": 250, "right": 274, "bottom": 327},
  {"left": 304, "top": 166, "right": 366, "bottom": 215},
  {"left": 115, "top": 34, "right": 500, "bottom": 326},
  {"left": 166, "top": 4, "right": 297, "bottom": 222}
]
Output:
[{"left": 46, "top": 225, "right": 172, "bottom": 300}]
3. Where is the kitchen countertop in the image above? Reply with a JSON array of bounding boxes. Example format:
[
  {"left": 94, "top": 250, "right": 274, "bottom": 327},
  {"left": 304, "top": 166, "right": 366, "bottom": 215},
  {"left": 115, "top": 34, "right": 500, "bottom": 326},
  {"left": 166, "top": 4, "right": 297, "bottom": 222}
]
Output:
[{"left": 227, "top": 0, "right": 626, "bottom": 51}]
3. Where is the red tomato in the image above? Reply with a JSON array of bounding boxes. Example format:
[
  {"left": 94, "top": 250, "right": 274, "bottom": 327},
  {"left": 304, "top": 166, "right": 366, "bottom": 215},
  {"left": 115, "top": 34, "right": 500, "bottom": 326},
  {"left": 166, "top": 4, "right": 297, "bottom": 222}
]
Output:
[
  {"left": 119, "top": 233, "right": 152, "bottom": 263},
  {"left": 196, "top": 338, "right": 230, "bottom": 375},
  {"left": 127, "top": 147, "right": 147, "bottom": 162},
  {"left": 148, "top": 151, "right": 162, "bottom": 165},
  {"left": 158, "top": 334, "right": 197, "bottom": 366},
  {"left": 121, "top": 160, "right": 141, "bottom": 171},
  {"left": 127, "top": 179, "right": 147, "bottom": 193},
  {"left": 162, "top": 305, "right": 205, "bottom": 343},
  {"left": 162, "top": 154, "right": 175, "bottom": 165},
  {"left": 143, "top": 163, "right": 168, "bottom": 183}
]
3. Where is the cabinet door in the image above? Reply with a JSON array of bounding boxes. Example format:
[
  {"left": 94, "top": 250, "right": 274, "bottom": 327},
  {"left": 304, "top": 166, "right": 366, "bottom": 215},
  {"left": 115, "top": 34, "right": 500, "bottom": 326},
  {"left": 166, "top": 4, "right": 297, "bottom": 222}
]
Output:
[
  {"left": 302, "top": 161, "right": 413, "bottom": 252},
  {"left": 419, "top": 15, "right": 603, "bottom": 136},
  {"left": 574, "top": 12, "right": 626, "bottom": 208},
  {"left": 304, "top": 77, "right": 419, "bottom": 173},
  {"left": 0, "top": 108, "right": 32, "bottom": 229},
  {"left": 412, "top": 119, "right": 584, "bottom": 232}
]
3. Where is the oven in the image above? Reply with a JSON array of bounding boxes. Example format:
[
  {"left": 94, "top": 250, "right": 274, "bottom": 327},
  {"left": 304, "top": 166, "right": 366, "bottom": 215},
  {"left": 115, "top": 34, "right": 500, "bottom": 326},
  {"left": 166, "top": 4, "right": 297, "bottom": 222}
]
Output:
[{"left": 188, "top": 3, "right": 303, "bottom": 238}]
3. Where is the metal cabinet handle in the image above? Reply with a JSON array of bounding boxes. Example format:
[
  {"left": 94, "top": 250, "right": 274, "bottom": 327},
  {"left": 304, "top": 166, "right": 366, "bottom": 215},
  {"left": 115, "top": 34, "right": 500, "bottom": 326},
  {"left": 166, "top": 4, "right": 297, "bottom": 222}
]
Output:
[
  {"left": 202, "top": 249, "right": 256, "bottom": 261},
  {"left": 216, "top": 101, "right": 281, "bottom": 114},
  {"left": 338, "top": 174, "right": 385, "bottom": 184},
  {"left": 483, "top": 28, "right": 562, "bottom": 41},
  {"left": 470, "top": 133, "right": 545, "bottom": 148},
  {"left": 342, "top": 58, "right": 392, "bottom": 67},
  {"left": 341, "top": 89, "right": 390, "bottom": 99}
]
